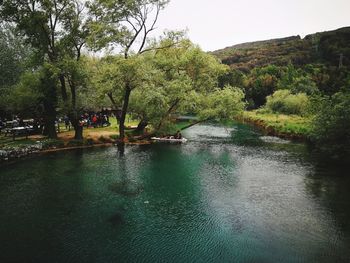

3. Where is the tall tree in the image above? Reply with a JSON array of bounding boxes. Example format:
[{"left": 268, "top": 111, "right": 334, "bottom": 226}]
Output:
[
  {"left": 87, "top": 0, "right": 172, "bottom": 143},
  {"left": 129, "top": 40, "right": 245, "bottom": 134},
  {"left": 0, "top": 0, "right": 88, "bottom": 139}
]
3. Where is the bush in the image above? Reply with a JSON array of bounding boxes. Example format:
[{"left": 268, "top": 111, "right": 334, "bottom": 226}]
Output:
[
  {"left": 265, "top": 90, "right": 309, "bottom": 115},
  {"left": 310, "top": 90, "right": 350, "bottom": 159}
]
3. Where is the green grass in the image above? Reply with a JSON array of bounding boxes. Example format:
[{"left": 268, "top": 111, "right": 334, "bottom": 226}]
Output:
[{"left": 243, "top": 111, "right": 312, "bottom": 137}]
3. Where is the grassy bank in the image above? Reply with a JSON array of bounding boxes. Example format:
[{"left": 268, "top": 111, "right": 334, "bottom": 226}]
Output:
[{"left": 242, "top": 111, "right": 312, "bottom": 140}]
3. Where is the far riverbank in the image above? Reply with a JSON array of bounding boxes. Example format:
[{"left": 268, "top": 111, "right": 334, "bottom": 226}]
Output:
[{"left": 241, "top": 111, "right": 311, "bottom": 141}]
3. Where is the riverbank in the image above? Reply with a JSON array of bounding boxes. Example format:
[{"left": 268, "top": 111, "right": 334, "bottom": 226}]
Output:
[
  {"left": 242, "top": 111, "right": 312, "bottom": 141},
  {"left": 0, "top": 135, "right": 153, "bottom": 162},
  {"left": 0, "top": 118, "right": 142, "bottom": 162},
  {"left": 0, "top": 113, "right": 312, "bottom": 162},
  {"left": 0, "top": 117, "right": 196, "bottom": 162}
]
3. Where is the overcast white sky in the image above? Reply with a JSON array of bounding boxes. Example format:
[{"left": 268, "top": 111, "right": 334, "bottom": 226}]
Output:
[{"left": 156, "top": 0, "right": 350, "bottom": 51}]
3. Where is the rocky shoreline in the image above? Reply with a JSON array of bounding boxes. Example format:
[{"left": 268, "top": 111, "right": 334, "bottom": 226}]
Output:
[
  {"left": 0, "top": 143, "right": 44, "bottom": 162},
  {"left": 0, "top": 139, "right": 152, "bottom": 163}
]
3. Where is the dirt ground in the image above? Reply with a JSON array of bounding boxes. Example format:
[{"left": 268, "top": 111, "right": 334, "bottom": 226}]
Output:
[
  {"left": 27, "top": 130, "right": 118, "bottom": 144},
  {"left": 59, "top": 130, "right": 118, "bottom": 143}
]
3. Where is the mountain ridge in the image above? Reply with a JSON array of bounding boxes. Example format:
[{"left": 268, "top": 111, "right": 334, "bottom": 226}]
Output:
[{"left": 211, "top": 26, "right": 350, "bottom": 72}]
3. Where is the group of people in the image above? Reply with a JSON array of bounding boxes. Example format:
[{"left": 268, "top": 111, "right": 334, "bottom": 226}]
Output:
[
  {"left": 1, "top": 109, "right": 114, "bottom": 137},
  {"left": 165, "top": 130, "right": 182, "bottom": 139},
  {"left": 62, "top": 111, "right": 111, "bottom": 131}
]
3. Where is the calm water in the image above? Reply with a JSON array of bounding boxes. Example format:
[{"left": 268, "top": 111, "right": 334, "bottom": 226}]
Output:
[{"left": 1, "top": 123, "right": 350, "bottom": 263}]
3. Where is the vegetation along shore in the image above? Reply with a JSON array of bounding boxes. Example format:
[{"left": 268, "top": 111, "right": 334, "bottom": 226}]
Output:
[{"left": 1, "top": 1, "right": 349, "bottom": 161}]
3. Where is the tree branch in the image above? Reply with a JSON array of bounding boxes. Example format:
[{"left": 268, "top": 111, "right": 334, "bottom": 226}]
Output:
[
  {"left": 137, "top": 4, "right": 160, "bottom": 54},
  {"left": 140, "top": 42, "right": 180, "bottom": 55},
  {"left": 124, "top": 15, "right": 145, "bottom": 58}
]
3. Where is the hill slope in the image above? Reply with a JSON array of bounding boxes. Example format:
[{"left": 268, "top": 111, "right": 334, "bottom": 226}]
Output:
[{"left": 211, "top": 27, "right": 350, "bottom": 72}]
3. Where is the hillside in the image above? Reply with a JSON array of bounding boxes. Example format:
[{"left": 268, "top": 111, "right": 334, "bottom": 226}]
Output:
[{"left": 211, "top": 27, "right": 350, "bottom": 72}]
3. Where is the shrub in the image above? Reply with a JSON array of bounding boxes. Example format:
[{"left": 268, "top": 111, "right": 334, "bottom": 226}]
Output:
[
  {"left": 265, "top": 90, "right": 309, "bottom": 115},
  {"left": 310, "top": 90, "right": 350, "bottom": 159}
]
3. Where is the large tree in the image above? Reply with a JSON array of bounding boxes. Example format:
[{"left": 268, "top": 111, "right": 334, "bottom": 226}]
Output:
[
  {"left": 87, "top": 0, "right": 172, "bottom": 143},
  {"left": 128, "top": 40, "right": 245, "bottom": 134},
  {"left": 1, "top": 0, "right": 88, "bottom": 139},
  {"left": 130, "top": 40, "right": 220, "bottom": 131}
]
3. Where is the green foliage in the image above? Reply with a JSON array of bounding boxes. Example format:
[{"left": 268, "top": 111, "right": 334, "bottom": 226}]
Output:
[
  {"left": 7, "top": 71, "right": 43, "bottom": 115},
  {"left": 218, "top": 68, "right": 245, "bottom": 88},
  {"left": 0, "top": 24, "right": 33, "bottom": 115},
  {"left": 213, "top": 27, "right": 350, "bottom": 72},
  {"left": 87, "top": 0, "right": 170, "bottom": 53},
  {"left": 277, "top": 64, "right": 318, "bottom": 95},
  {"left": 154, "top": 120, "right": 178, "bottom": 136},
  {"left": 318, "top": 27, "right": 350, "bottom": 67},
  {"left": 243, "top": 65, "right": 281, "bottom": 108},
  {"left": 265, "top": 90, "right": 309, "bottom": 115},
  {"left": 129, "top": 40, "right": 230, "bottom": 130},
  {"left": 197, "top": 86, "right": 246, "bottom": 121},
  {"left": 310, "top": 90, "right": 350, "bottom": 158}
]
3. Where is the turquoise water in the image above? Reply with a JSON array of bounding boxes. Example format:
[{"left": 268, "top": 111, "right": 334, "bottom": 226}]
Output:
[{"left": 0, "top": 123, "right": 350, "bottom": 262}]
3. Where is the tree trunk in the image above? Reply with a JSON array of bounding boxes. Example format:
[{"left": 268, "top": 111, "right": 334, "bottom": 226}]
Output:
[
  {"left": 43, "top": 101, "right": 57, "bottom": 139},
  {"left": 107, "top": 92, "right": 121, "bottom": 122},
  {"left": 117, "top": 141, "right": 125, "bottom": 156},
  {"left": 59, "top": 74, "right": 68, "bottom": 101},
  {"left": 41, "top": 69, "right": 58, "bottom": 139},
  {"left": 135, "top": 118, "right": 148, "bottom": 133},
  {"left": 156, "top": 98, "right": 180, "bottom": 131},
  {"left": 119, "top": 84, "right": 132, "bottom": 141},
  {"left": 73, "top": 122, "right": 83, "bottom": 140},
  {"left": 67, "top": 76, "right": 83, "bottom": 140}
]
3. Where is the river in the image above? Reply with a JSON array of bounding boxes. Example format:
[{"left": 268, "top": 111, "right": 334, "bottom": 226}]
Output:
[{"left": 0, "top": 123, "right": 349, "bottom": 262}]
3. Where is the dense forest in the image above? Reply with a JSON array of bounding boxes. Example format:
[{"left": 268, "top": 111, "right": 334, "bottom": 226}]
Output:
[{"left": 0, "top": 1, "right": 349, "bottom": 159}]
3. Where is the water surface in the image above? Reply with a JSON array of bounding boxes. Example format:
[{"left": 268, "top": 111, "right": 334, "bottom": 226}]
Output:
[{"left": 0, "top": 123, "right": 350, "bottom": 262}]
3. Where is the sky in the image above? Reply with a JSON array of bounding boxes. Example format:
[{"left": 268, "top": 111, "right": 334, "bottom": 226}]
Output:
[{"left": 156, "top": 0, "right": 350, "bottom": 51}]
